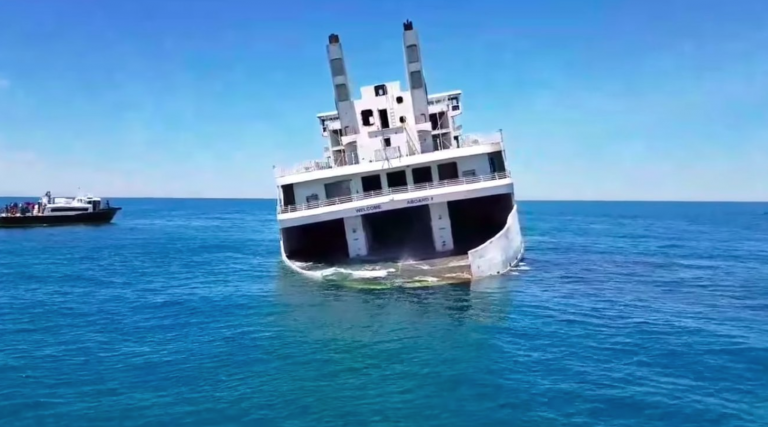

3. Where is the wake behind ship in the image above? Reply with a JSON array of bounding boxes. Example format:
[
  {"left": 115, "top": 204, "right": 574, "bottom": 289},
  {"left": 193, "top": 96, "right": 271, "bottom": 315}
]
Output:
[{"left": 273, "top": 21, "right": 524, "bottom": 282}]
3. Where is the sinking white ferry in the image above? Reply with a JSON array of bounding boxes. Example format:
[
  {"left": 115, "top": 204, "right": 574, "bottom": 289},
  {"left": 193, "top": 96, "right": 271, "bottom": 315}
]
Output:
[{"left": 274, "top": 20, "right": 524, "bottom": 282}]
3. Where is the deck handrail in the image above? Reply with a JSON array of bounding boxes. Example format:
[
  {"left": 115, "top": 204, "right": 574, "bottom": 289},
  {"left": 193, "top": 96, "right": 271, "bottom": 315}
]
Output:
[
  {"left": 278, "top": 171, "right": 510, "bottom": 214},
  {"left": 274, "top": 129, "right": 503, "bottom": 178}
]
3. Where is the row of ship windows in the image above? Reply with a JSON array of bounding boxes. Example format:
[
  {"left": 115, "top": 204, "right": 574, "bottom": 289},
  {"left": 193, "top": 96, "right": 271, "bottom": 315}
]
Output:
[
  {"left": 303, "top": 162, "right": 471, "bottom": 204},
  {"left": 281, "top": 152, "right": 507, "bottom": 208}
]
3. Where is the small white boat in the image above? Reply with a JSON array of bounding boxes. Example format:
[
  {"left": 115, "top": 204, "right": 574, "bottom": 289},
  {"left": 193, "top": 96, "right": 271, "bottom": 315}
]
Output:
[{"left": 1, "top": 191, "right": 122, "bottom": 228}]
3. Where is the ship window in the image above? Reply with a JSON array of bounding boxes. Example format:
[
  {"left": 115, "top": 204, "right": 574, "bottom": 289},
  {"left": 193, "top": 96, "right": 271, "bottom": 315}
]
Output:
[
  {"left": 461, "top": 169, "right": 476, "bottom": 178},
  {"left": 324, "top": 180, "right": 352, "bottom": 199},
  {"left": 488, "top": 152, "right": 506, "bottom": 173},
  {"left": 429, "top": 113, "right": 439, "bottom": 131},
  {"left": 378, "top": 109, "right": 390, "bottom": 129},
  {"left": 306, "top": 193, "right": 319, "bottom": 203},
  {"left": 409, "top": 70, "right": 424, "bottom": 90},
  {"left": 282, "top": 184, "right": 296, "bottom": 207},
  {"left": 383, "top": 137, "right": 391, "bottom": 147},
  {"left": 412, "top": 166, "right": 433, "bottom": 185},
  {"left": 399, "top": 116, "right": 406, "bottom": 124},
  {"left": 330, "top": 58, "right": 345, "bottom": 77},
  {"left": 386, "top": 170, "right": 407, "bottom": 189},
  {"left": 374, "top": 84, "right": 388, "bottom": 97},
  {"left": 361, "top": 174, "right": 383, "bottom": 193},
  {"left": 361, "top": 109, "right": 374, "bottom": 126},
  {"left": 406, "top": 44, "right": 419, "bottom": 63},
  {"left": 335, "top": 83, "right": 349, "bottom": 102},
  {"left": 49, "top": 207, "right": 90, "bottom": 213},
  {"left": 437, "top": 162, "right": 459, "bottom": 181},
  {"left": 396, "top": 96, "right": 403, "bottom": 104}
]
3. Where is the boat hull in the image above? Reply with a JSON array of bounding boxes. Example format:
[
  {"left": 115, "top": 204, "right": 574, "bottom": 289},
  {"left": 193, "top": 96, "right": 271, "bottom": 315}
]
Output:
[
  {"left": 0, "top": 208, "right": 122, "bottom": 228},
  {"left": 280, "top": 204, "right": 524, "bottom": 283}
]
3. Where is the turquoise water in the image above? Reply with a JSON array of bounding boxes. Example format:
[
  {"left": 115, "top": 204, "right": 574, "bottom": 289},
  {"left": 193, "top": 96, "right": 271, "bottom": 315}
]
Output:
[{"left": 1, "top": 199, "right": 767, "bottom": 426}]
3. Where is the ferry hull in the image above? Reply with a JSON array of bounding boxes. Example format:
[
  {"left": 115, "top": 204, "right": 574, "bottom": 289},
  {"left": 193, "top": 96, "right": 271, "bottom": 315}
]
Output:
[
  {"left": 280, "top": 204, "right": 524, "bottom": 283},
  {"left": 0, "top": 208, "right": 122, "bottom": 228},
  {"left": 467, "top": 203, "right": 525, "bottom": 277}
]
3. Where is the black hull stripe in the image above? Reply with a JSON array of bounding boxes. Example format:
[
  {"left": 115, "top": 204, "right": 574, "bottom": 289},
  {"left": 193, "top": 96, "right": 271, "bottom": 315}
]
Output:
[{"left": 0, "top": 208, "right": 121, "bottom": 228}]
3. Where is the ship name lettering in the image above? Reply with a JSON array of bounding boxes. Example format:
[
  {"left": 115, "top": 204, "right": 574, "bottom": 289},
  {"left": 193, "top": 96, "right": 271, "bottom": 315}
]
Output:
[
  {"left": 406, "top": 197, "right": 433, "bottom": 205},
  {"left": 355, "top": 205, "right": 382, "bottom": 213}
]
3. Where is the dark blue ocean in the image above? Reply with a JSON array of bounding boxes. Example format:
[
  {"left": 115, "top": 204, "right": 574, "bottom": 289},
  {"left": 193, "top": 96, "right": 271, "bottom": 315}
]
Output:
[{"left": 1, "top": 199, "right": 767, "bottom": 426}]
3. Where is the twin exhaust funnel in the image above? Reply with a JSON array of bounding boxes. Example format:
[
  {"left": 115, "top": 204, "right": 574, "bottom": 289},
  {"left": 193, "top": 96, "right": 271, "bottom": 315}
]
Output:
[{"left": 325, "top": 20, "right": 430, "bottom": 140}]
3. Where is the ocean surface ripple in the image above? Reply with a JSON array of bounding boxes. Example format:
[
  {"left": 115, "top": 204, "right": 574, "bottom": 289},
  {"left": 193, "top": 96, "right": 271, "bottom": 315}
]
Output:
[{"left": 1, "top": 199, "right": 767, "bottom": 426}]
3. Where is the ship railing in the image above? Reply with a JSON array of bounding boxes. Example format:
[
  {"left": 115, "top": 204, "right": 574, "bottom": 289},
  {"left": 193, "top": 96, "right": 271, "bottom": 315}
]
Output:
[
  {"left": 335, "top": 151, "right": 359, "bottom": 167},
  {"left": 455, "top": 130, "right": 503, "bottom": 148},
  {"left": 278, "top": 171, "right": 511, "bottom": 214},
  {"left": 274, "top": 129, "right": 504, "bottom": 178},
  {"left": 274, "top": 160, "right": 334, "bottom": 178},
  {"left": 374, "top": 146, "right": 402, "bottom": 162}
]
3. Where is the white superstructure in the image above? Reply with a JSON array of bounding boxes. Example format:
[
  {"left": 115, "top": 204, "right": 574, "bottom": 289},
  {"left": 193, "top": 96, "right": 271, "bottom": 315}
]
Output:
[
  {"left": 274, "top": 21, "right": 524, "bottom": 279},
  {"left": 1, "top": 192, "right": 106, "bottom": 217}
]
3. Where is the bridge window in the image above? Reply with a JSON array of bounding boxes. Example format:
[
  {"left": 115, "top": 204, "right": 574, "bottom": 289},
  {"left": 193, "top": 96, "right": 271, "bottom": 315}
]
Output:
[
  {"left": 361, "top": 109, "right": 374, "bottom": 126},
  {"left": 378, "top": 109, "right": 390, "bottom": 129},
  {"left": 374, "top": 84, "right": 388, "bottom": 97}
]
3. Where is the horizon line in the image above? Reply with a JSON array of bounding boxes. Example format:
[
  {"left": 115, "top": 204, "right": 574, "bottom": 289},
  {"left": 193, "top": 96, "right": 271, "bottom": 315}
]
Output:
[{"left": 1, "top": 196, "right": 766, "bottom": 203}]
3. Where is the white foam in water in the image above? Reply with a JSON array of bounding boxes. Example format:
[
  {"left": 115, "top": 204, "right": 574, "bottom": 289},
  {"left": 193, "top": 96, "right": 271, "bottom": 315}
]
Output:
[
  {"left": 314, "top": 267, "right": 395, "bottom": 280},
  {"left": 445, "top": 272, "right": 472, "bottom": 279},
  {"left": 292, "top": 261, "right": 315, "bottom": 268}
]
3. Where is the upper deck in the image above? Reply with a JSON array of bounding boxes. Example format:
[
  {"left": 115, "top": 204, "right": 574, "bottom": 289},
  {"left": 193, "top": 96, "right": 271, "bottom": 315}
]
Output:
[
  {"left": 273, "top": 21, "right": 488, "bottom": 183},
  {"left": 275, "top": 130, "right": 504, "bottom": 184},
  {"left": 273, "top": 21, "right": 515, "bottom": 227}
]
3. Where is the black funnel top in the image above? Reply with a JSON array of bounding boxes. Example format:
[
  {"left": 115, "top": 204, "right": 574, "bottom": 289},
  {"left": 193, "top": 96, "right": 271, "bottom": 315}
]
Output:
[
  {"left": 403, "top": 20, "right": 414, "bottom": 31},
  {"left": 328, "top": 33, "right": 340, "bottom": 44}
]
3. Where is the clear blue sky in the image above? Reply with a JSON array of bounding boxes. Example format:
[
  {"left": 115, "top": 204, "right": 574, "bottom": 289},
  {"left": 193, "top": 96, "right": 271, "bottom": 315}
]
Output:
[{"left": 0, "top": 0, "right": 766, "bottom": 200}]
